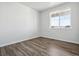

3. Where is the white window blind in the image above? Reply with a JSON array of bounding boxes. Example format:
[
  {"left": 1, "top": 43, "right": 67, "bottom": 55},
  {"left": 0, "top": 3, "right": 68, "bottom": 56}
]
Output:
[{"left": 50, "top": 9, "right": 71, "bottom": 28}]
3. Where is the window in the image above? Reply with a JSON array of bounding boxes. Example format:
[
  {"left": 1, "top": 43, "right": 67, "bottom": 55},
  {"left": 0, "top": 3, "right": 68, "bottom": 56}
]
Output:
[{"left": 50, "top": 9, "right": 71, "bottom": 28}]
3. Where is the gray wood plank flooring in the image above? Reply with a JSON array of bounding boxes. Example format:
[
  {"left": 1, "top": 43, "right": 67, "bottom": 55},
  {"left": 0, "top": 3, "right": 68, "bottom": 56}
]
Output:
[{"left": 0, "top": 37, "right": 79, "bottom": 56}]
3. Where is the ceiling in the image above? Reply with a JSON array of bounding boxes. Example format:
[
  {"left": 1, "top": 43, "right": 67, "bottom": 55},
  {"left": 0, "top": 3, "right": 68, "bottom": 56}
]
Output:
[{"left": 20, "top": 2, "right": 65, "bottom": 11}]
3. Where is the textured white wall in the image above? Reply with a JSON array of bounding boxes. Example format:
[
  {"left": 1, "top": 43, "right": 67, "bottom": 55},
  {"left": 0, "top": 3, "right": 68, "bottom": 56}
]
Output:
[
  {"left": 0, "top": 2, "right": 39, "bottom": 47},
  {"left": 40, "top": 2, "right": 79, "bottom": 44}
]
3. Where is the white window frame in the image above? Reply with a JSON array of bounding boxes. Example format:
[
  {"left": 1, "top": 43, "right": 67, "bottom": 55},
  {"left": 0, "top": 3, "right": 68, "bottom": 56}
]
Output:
[{"left": 49, "top": 9, "right": 72, "bottom": 29}]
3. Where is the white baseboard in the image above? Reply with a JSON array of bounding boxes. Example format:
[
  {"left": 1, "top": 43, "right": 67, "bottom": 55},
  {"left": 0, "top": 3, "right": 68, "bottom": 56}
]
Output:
[
  {"left": 0, "top": 36, "right": 39, "bottom": 47},
  {"left": 0, "top": 35, "right": 79, "bottom": 47},
  {"left": 42, "top": 36, "right": 79, "bottom": 44}
]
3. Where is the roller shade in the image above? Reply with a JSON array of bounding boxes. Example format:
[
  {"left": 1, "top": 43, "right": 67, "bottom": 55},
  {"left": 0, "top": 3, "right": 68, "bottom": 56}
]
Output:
[{"left": 51, "top": 9, "right": 71, "bottom": 17}]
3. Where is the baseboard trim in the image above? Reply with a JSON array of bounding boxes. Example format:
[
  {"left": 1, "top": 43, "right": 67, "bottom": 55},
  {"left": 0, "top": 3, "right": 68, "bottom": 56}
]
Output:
[
  {"left": 0, "top": 36, "right": 79, "bottom": 47},
  {"left": 0, "top": 36, "right": 39, "bottom": 47},
  {"left": 41, "top": 36, "right": 79, "bottom": 45}
]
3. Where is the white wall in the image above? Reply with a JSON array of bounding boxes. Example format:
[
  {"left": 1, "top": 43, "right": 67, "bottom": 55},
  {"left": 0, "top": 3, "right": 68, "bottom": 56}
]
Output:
[
  {"left": 0, "top": 2, "right": 79, "bottom": 47},
  {"left": 40, "top": 2, "right": 79, "bottom": 44},
  {"left": 0, "top": 2, "right": 39, "bottom": 47}
]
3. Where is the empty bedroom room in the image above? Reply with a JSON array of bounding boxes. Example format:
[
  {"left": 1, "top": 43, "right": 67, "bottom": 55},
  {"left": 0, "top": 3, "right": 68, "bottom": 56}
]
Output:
[{"left": 0, "top": 2, "right": 79, "bottom": 56}]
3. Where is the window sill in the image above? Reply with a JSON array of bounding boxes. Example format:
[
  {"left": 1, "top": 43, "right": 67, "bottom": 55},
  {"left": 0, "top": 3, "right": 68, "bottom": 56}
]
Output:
[{"left": 50, "top": 26, "right": 72, "bottom": 29}]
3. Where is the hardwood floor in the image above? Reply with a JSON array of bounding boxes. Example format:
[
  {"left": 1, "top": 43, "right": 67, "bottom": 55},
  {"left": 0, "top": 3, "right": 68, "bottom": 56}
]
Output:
[{"left": 0, "top": 37, "right": 79, "bottom": 56}]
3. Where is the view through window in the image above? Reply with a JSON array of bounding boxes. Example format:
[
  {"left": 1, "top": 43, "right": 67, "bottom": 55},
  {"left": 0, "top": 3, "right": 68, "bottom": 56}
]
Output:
[{"left": 50, "top": 9, "right": 71, "bottom": 28}]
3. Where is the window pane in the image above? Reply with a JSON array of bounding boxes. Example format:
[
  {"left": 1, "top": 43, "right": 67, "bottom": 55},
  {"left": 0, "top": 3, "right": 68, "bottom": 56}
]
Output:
[
  {"left": 50, "top": 16, "right": 59, "bottom": 26},
  {"left": 60, "top": 14, "right": 71, "bottom": 26}
]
